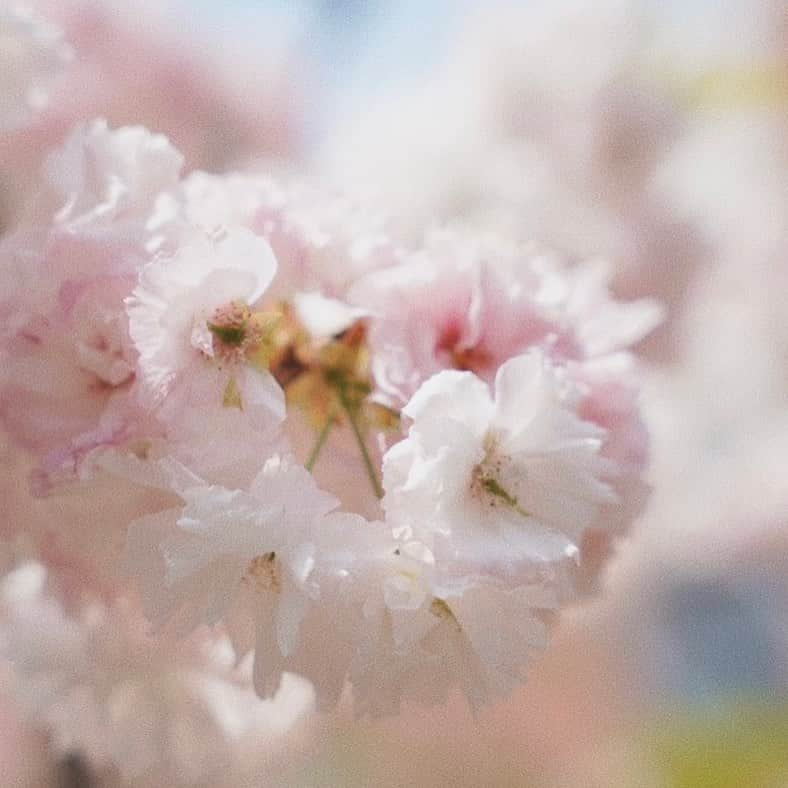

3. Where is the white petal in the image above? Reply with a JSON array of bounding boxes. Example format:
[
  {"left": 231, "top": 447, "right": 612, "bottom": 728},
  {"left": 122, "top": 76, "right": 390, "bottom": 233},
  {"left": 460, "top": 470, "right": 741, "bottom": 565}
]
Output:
[
  {"left": 235, "top": 365, "right": 286, "bottom": 426},
  {"left": 275, "top": 578, "right": 311, "bottom": 658},
  {"left": 403, "top": 369, "right": 493, "bottom": 438}
]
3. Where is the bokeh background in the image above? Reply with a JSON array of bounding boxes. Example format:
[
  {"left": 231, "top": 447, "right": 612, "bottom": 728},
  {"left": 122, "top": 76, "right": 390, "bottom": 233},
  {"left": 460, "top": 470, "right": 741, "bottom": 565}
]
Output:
[{"left": 1, "top": 0, "right": 786, "bottom": 785}]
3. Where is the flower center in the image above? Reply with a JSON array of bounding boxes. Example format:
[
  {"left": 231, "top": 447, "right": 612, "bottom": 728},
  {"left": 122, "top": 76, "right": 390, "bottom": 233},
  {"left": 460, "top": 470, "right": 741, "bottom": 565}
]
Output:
[
  {"left": 245, "top": 551, "right": 280, "bottom": 593},
  {"left": 470, "top": 438, "right": 530, "bottom": 519},
  {"left": 207, "top": 301, "right": 263, "bottom": 361},
  {"left": 437, "top": 323, "right": 492, "bottom": 374}
]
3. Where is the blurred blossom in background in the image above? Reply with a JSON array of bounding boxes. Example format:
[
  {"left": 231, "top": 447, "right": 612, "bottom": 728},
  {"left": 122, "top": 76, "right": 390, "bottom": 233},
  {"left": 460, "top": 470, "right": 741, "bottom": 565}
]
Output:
[{"left": 1, "top": 0, "right": 787, "bottom": 786}]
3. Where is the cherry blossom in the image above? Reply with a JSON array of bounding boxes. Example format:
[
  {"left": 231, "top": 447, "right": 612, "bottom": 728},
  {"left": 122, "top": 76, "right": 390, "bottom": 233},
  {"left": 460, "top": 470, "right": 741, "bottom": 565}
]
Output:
[
  {"left": 123, "top": 456, "right": 343, "bottom": 696},
  {"left": 352, "top": 228, "right": 660, "bottom": 408},
  {"left": 382, "top": 350, "right": 614, "bottom": 563},
  {"left": 126, "top": 227, "right": 284, "bottom": 424},
  {"left": 0, "top": 121, "right": 184, "bottom": 493}
]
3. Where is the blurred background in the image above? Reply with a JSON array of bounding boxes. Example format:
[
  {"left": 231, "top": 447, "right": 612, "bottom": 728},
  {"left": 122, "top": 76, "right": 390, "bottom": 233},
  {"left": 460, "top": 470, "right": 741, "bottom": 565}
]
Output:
[{"left": 2, "top": 0, "right": 787, "bottom": 785}]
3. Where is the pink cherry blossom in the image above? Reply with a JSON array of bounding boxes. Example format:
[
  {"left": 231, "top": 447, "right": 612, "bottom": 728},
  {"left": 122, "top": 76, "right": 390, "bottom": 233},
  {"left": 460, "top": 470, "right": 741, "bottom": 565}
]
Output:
[
  {"left": 382, "top": 350, "right": 614, "bottom": 563},
  {"left": 352, "top": 228, "right": 660, "bottom": 408},
  {"left": 0, "top": 121, "right": 185, "bottom": 492},
  {"left": 0, "top": 231, "right": 143, "bottom": 493},
  {"left": 126, "top": 227, "right": 285, "bottom": 428}
]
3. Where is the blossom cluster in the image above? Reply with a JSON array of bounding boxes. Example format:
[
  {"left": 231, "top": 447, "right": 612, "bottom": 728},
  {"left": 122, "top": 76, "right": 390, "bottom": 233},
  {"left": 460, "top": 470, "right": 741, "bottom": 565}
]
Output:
[
  {"left": 0, "top": 112, "right": 658, "bottom": 716},
  {"left": 0, "top": 2, "right": 669, "bottom": 782}
]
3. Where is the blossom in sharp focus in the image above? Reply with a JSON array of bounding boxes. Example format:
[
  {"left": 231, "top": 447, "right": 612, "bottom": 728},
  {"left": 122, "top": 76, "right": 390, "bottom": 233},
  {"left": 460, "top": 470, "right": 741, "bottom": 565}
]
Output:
[
  {"left": 126, "top": 227, "right": 285, "bottom": 424},
  {"left": 382, "top": 349, "right": 615, "bottom": 568},
  {"left": 0, "top": 2, "right": 72, "bottom": 131}
]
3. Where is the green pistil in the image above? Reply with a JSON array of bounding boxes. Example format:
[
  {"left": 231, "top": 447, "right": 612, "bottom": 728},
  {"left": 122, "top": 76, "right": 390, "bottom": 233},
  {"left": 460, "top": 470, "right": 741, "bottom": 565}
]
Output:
[
  {"left": 208, "top": 322, "right": 246, "bottom": 347},
  {"left": 480, "top": 476, "right": 530, "bottom": 519}
]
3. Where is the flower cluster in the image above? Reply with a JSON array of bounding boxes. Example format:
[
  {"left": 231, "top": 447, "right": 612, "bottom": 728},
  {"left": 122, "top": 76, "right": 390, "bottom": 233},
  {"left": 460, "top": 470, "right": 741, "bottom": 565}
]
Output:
[
  {"left": 0, "top": 4, "right": 673, "bottom": 781},
  {"left": 0, "top": 113, "right": 658, "bottom": 719}
]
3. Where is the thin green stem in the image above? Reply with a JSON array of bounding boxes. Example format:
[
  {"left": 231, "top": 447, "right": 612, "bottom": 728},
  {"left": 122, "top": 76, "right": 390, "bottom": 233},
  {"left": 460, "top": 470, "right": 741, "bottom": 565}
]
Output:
[
  {"left": 305, "top": 412, "right": 335, "bottom": 471},
  {"left": 338, "top": 387, "right": 383, "bottom": 499}
]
